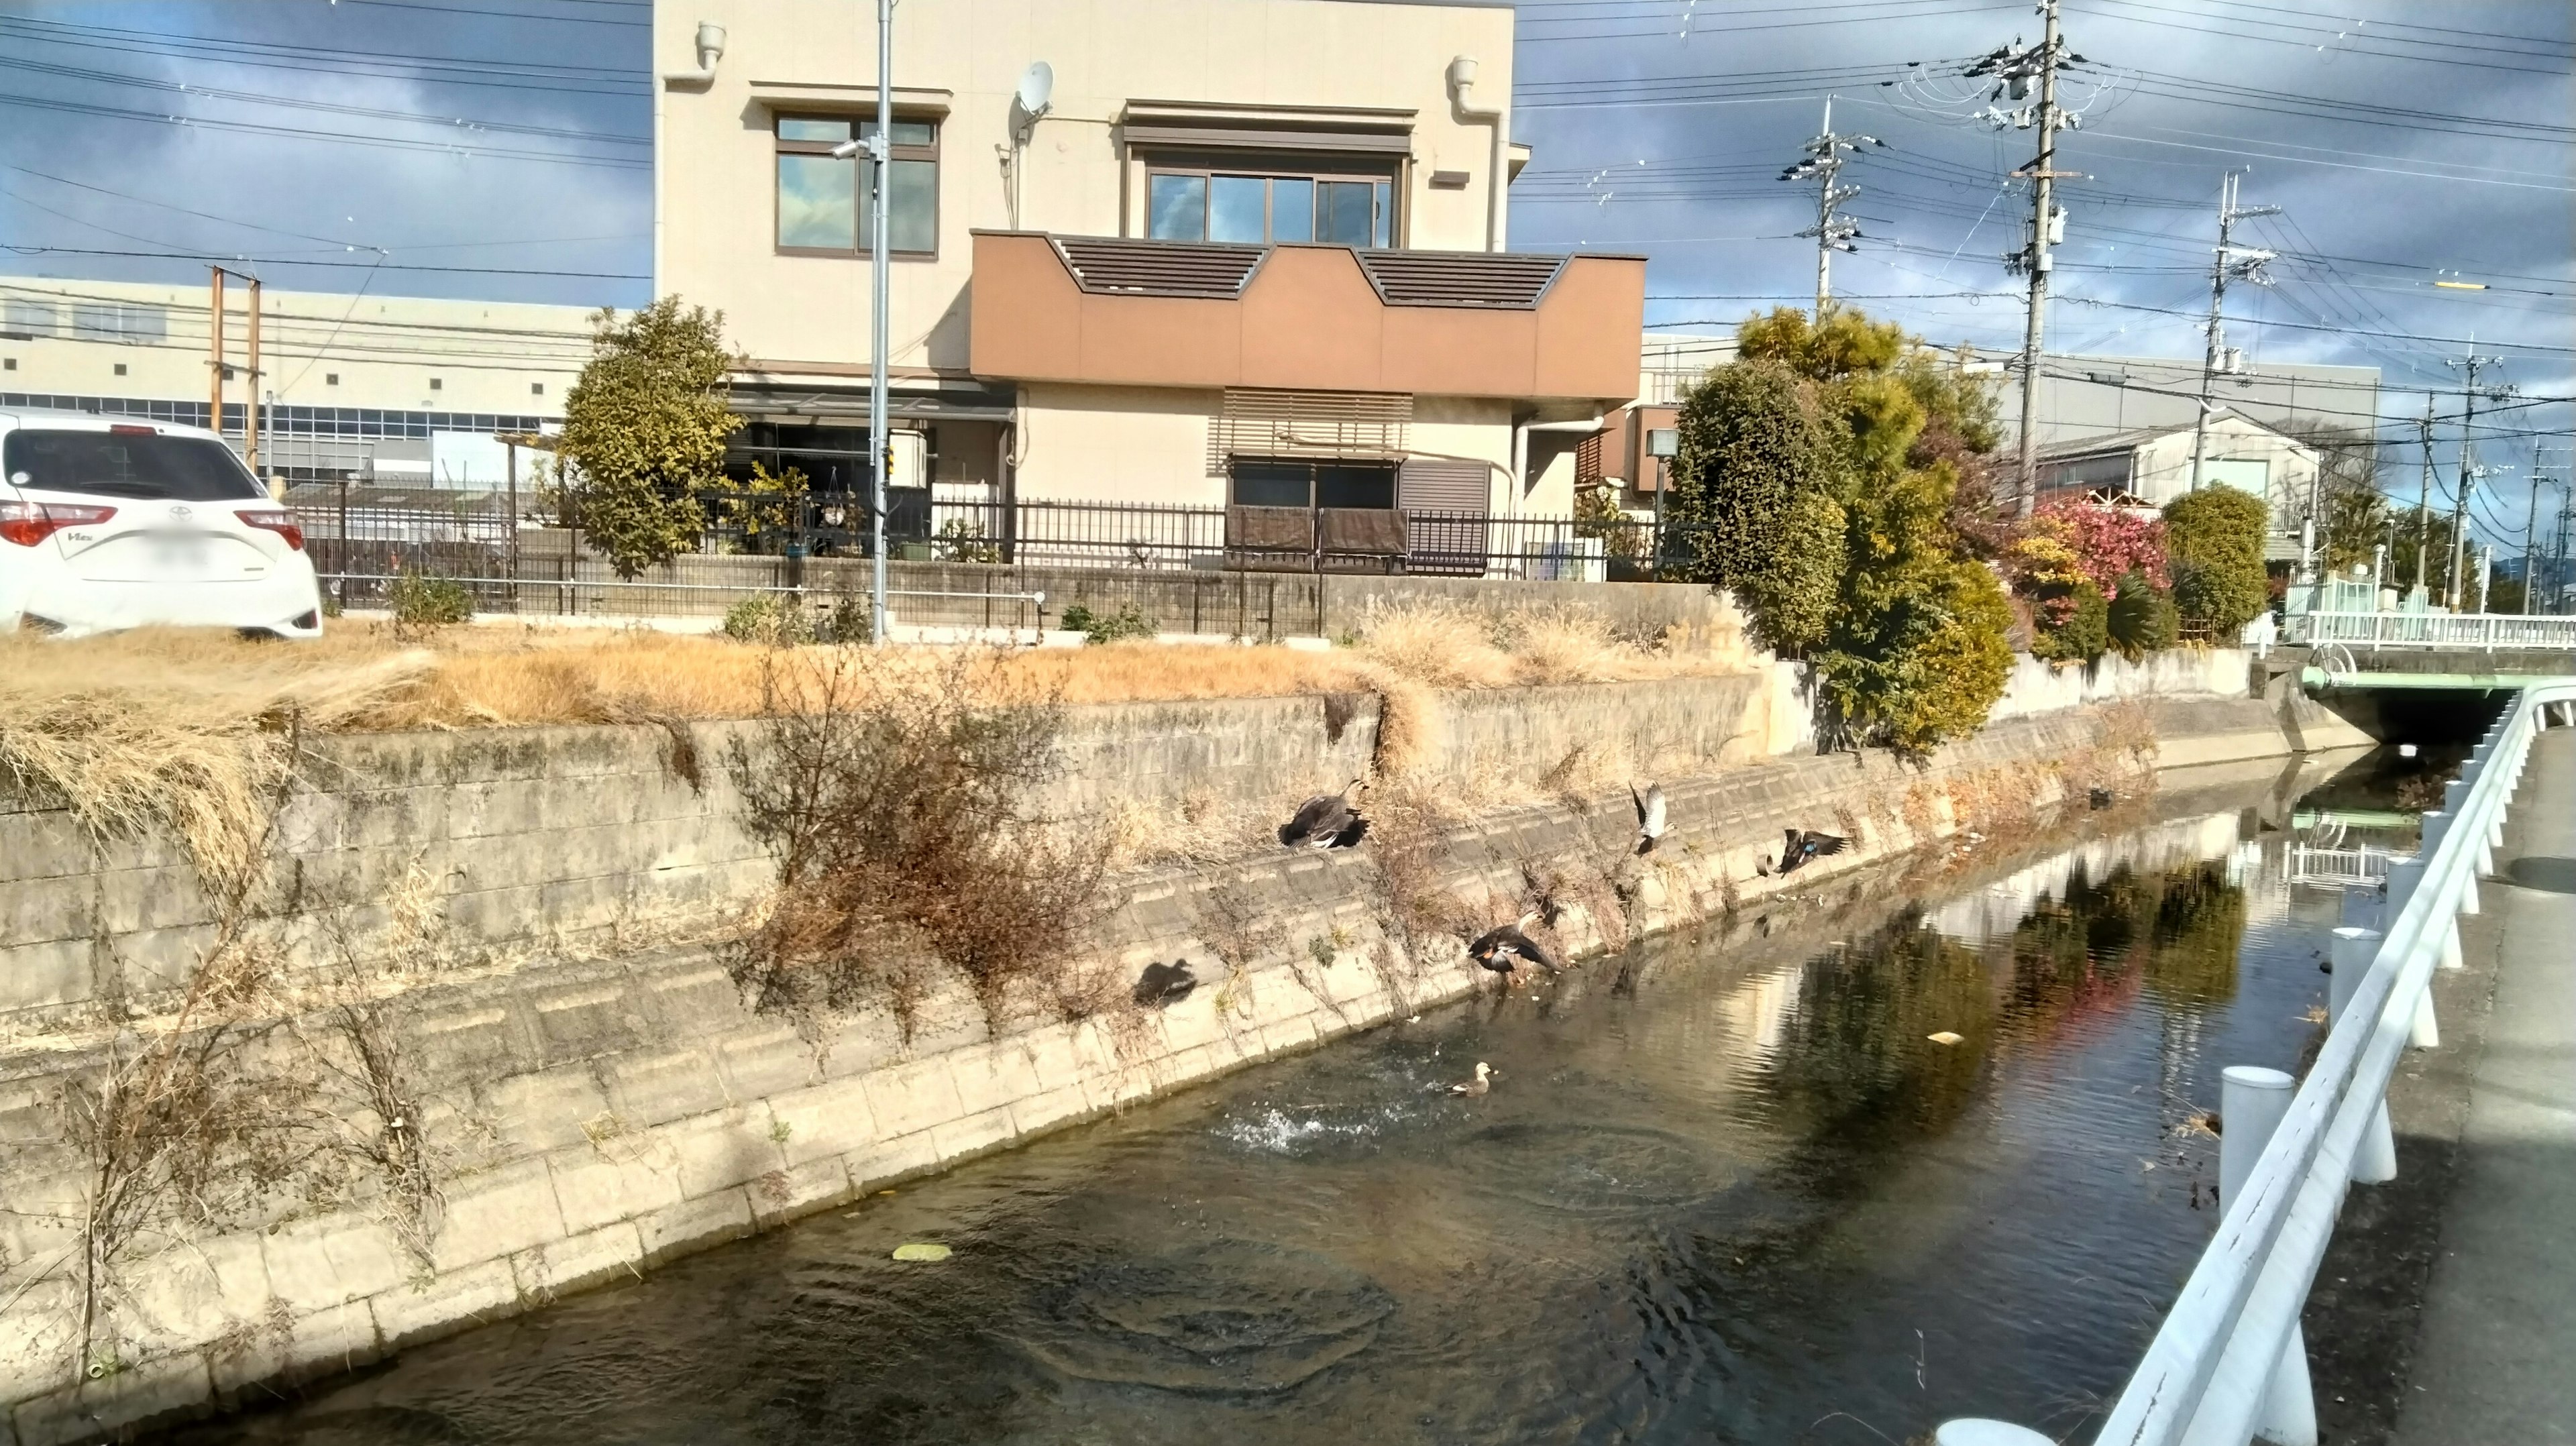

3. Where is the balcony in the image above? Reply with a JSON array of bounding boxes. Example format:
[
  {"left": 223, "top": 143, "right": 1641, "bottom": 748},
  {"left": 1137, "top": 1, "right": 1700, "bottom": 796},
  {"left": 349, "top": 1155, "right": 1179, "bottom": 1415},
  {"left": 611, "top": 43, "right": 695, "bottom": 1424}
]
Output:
[{"left": 968, "top": 232, "right": 1645, "bottom": 404}]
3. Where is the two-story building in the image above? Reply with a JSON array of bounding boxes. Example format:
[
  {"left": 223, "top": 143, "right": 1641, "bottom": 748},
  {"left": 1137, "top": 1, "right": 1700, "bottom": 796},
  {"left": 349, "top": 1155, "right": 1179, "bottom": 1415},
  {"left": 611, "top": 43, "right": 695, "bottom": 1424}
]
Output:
[{"left": 654, "top": 0, "right": 1644, "bottom": 565}]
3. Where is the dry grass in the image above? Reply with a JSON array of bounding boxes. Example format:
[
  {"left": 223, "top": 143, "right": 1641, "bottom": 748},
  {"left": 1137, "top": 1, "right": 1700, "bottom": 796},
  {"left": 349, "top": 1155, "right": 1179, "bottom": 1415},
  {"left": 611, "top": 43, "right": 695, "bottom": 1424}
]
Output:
[
  {"left": 2, "top": 602, "right": 1758, "bottom": 887},
  {"left": 0, "top": 629, "right": 431, "bottom": 897}
]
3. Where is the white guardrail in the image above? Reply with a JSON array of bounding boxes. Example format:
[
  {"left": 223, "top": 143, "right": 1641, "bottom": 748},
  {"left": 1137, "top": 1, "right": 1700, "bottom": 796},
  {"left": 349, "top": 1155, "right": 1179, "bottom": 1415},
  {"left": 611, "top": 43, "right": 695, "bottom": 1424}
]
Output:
[
  {"left": 2283, "top": 609, "right": 2576, "bottom": 651},
  {"left": 1936, "top": 680, "right": 2576, "bottom": 1446}
]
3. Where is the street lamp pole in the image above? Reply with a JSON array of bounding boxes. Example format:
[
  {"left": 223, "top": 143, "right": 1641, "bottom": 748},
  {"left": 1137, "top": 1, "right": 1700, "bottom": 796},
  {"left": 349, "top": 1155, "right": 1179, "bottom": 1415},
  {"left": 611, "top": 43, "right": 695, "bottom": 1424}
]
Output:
[{"left": 838, "top": 0, "right": 894, "bottom": 643}]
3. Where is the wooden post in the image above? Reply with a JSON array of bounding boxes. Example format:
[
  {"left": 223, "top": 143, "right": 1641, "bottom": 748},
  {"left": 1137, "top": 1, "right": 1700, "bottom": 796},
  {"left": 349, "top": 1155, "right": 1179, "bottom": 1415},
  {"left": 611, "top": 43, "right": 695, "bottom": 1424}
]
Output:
[{"left": 246, "top": 278, "right": 264, "bottom": 492}]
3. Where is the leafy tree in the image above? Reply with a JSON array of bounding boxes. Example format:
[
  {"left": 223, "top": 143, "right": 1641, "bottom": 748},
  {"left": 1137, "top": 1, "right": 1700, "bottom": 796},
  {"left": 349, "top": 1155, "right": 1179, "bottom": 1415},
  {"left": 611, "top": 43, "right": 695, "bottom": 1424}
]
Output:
[
  {"left": 2030, "top": 580, "right": 2109, "bottom": 662},
  {"left": 2283, "top": 418, "right": 2392, "bottom": 575},
  {"left": 2163, "top": 484, "right": 2271, "bottom": 632},
  {"left": 1670, "top": 307, "right": 2015, "bottom": 751},
  {"left": 1663, "top": 358, "right": 1847, "bottom": 650},
  {"left": 557, "top": 297, "right": 745, "bottom": 577},
  {"left": 2107, "top": 569, "right": 2180, "bottom": 657}
]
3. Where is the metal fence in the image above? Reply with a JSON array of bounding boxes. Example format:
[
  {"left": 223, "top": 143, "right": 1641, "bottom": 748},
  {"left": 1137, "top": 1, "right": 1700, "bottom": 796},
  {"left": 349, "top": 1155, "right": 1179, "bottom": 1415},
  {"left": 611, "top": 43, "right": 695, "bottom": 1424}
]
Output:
[
  {"left": 2284, "top": 608, "right": 2576, "bottom": 651},
  {"left": 289, "top": 490, "right": 1694, "bottom": 585},
  {"left": 1935, "top": 681, "right": 2576, "bottom": 1446}
]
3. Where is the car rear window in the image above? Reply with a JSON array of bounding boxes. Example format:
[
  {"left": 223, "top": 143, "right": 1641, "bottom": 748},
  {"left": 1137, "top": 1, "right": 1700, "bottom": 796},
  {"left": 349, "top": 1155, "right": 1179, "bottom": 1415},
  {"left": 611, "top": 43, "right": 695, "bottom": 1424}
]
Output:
[{"left": 2, "top": 429, "right": 265, "bottom": 502}]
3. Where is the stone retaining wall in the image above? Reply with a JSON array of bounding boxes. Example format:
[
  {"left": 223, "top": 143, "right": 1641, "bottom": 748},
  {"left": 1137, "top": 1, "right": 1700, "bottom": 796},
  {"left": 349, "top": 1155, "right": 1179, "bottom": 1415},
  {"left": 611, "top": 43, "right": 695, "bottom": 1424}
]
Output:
[{"left": 0, "top": 689, "right": 2304, "bottom": 1444}]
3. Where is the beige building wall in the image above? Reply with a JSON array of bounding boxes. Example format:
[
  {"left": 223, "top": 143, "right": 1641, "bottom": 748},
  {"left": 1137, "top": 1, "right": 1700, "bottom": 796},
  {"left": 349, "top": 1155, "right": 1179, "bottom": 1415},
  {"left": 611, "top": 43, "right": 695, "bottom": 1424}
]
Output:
[
  {"left": 653, "top": 0, "right": 1517, "bottom": 376},
  {"left": 1013, "top": 383, "right": 1216, "bottom": 504},
  {"left": 0, "top": 276, "right": 589, "bottom": 417}
]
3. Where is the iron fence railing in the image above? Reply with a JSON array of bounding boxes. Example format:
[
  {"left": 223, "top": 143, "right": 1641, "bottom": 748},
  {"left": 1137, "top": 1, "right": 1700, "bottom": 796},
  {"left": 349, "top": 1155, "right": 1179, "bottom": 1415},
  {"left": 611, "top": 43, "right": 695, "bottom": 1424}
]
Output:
[
  {"left": 2283, "top": 608, "right": 2576, "bottom": 651},
  {"left": 290, "top": 490, "right": 1707, "bottom": 584},
  {"left": 1937, "top": 681, "right": 2576, "bottom": 1446}
]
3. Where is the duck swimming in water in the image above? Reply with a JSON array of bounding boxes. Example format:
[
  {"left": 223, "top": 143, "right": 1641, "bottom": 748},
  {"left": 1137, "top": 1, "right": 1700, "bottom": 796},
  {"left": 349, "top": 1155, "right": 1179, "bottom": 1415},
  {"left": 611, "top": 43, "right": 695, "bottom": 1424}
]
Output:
[{"left": 1449, "top": 1061, "right": 1494, "bottom": 1097}]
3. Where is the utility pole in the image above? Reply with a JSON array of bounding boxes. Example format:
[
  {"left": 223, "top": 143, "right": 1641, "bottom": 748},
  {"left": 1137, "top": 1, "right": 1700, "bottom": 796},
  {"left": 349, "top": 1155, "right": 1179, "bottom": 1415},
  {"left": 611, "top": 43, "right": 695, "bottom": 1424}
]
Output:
[
  {"left": 246, "top": 277, "right": 264, "bottom": 490},
  {"left": 2412, "top": 396, "right": 2436, "bottom": 594},
  {"left": 2443, "top": 346, "right": 2510, "bottom": 610},
  {"left": 1780, "top": 95, "right": 1878, "bottom": 319},
  {"left": 2186, "top": 171, "right": 2277, "bottom": 494},
  {"left": 208, "top": 267, "right": 225, "bottom": 435},
  {"left": 1968, "top": 1, "right": 2085, "bottom": 517}
]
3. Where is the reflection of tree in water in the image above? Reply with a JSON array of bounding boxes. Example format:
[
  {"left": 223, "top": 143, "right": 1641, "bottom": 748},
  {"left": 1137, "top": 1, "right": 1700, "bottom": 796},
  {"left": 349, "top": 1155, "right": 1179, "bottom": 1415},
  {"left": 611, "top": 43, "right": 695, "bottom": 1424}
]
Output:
[
  {"left": 1759, "top": 917, "right": 1996, "bottom": 1161},
  {"left": 2143, "top": 861, "right": 2245, "bottom": 1009},
  {"left": 1758, "top": 859, "right": 2250, "bottom": 1160}
]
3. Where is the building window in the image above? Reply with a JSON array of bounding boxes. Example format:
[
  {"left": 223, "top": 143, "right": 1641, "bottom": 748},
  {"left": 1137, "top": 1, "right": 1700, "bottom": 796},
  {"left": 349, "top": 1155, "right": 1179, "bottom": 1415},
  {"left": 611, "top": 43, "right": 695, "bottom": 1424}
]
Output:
[
  {"left": 326, "top": 374, "right": 339, "bottom": 386},
  {"left": 3, "top": 358, "right": 15, "bottom": 372},
  {"left": 1227, "top": 457, "right": 1399, "bottom": 510},
  {"left": 775, "top": 114, "right": 938, "bottom": 256},
  {"left": 113, "top": 363, "right": 127, "bottom": 376},
  {"left": 1148, "top": 166, "right": 1393, "bottom": 247},
  {"left": 429, "top": 378, "right": 443, "bottom": 391},
  {"left": 531, "top": 382, "right": 545, "bottom": 396}
]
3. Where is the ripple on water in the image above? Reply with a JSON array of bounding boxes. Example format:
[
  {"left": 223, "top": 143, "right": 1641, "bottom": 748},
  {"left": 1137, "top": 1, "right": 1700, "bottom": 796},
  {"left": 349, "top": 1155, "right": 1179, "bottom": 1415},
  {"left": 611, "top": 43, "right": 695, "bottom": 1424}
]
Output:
[
  {"left": 1456, "top": 1122, "right": 1735, "bottom": 1215},
  {"left": 1213, "top": 1101, "right": 1416, "bottom": 1156},
  {"left": 1009, "top": 1239, "right": 1395, "bottom": 1395}
]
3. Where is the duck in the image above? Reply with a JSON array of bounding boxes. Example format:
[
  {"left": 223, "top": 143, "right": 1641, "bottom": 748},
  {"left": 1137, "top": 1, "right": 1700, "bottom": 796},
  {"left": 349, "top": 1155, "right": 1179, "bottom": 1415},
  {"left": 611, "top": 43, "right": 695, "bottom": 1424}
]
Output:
[
  {"left": 1131, "top": 960, "right": 1197, "bottom": 1008},
  {"left": 1449, "top": 1062, "right": 1495, "bottom": 1097},
  {"left": 1467, "top": 911, "right": 1561, "bottom": 978},
  {"left": 1758, "top": 828, "right": 1848, "bottom": 877},
  {"left": 1631, "top": 781, "right": 1668, "bottom": 856},
  {"left": 1280, "top": 778, "right": 1367, "bottom": 850}
]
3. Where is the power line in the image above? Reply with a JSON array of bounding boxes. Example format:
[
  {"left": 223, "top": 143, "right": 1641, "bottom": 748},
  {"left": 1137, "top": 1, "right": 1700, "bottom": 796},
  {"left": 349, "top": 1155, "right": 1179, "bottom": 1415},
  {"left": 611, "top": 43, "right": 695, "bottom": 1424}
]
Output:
[
  {"left": 0, "top": 92, "right": 649, "bottom": 170},
  {"left": 3, "top": 247, "right": 646, "bottom": 280}
]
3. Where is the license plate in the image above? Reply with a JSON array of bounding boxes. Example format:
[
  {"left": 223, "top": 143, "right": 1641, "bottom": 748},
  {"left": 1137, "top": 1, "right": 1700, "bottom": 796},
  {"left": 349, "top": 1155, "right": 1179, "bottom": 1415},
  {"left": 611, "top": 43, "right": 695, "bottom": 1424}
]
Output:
[{"left": 146, "top": 535, "right": 210, "bottom": 573}]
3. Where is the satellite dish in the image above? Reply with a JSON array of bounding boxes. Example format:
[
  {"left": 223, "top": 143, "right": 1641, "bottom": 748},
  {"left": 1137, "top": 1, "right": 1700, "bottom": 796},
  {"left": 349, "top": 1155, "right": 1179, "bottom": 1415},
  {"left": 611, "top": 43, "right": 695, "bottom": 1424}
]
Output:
[{"left": 1015, "top": 61, "right": 1054, "bottom": 121}]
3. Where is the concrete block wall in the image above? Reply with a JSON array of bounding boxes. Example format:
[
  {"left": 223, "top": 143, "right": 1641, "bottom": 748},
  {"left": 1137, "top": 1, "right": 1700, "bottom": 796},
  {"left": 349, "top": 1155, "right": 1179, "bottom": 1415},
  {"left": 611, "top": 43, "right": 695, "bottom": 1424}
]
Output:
[{"left": 0, "top": 683, "right": 2308, "bottom": 1442}]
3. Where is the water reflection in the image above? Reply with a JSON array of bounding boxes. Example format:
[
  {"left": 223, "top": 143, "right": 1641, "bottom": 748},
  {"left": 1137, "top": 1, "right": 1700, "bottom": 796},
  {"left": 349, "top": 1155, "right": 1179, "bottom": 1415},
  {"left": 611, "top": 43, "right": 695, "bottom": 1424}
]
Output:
[{"left": 174, "top": 756, "right": 2422, "bottom": 1446}]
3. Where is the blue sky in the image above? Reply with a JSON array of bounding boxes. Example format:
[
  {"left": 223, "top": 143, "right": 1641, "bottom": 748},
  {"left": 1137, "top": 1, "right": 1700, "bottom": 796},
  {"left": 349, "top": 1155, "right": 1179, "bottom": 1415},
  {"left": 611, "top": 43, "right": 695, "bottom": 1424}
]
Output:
[{"left": 1, "top": 0, "right": 2569, "bottom": 545}]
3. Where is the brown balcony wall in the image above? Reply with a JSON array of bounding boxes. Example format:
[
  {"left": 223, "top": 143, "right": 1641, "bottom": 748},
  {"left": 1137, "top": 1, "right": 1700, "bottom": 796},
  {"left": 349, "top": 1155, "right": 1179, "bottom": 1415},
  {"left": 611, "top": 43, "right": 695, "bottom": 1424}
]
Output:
[{"left": 968, "top": 233, "right": 1645, "bottom": 404}]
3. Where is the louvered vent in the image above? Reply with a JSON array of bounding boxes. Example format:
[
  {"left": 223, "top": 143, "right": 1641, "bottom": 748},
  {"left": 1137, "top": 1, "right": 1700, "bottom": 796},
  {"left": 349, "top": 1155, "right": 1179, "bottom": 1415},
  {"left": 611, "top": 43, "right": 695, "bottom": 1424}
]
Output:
[
  {"left": 1208, "top": 388, "right": 1412, "bottom": 475},
  {"left": 1355, "top": 251, "right": 1567, "bottom": 309},
  {"left": 1053, "top": 238, "right": 1267, "bottom": 298}
]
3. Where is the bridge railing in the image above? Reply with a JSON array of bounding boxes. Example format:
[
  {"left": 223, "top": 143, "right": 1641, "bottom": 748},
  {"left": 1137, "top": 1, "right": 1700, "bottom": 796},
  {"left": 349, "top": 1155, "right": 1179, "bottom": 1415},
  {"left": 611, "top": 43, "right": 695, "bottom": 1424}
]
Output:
[
  {"left": 2284, "top": 609, "right": 2576, "bottom": 651},
  {"left": 1934, "top": 680, "right": 2576, "bottom": 1446}
]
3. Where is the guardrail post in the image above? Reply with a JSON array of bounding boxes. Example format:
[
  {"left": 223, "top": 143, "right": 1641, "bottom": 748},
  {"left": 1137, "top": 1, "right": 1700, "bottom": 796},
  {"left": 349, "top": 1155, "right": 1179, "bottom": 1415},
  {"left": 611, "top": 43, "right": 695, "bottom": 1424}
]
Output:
[
  {"left": 2337, "top": 886, "right": 2378, "bottom": 931},
  {"left": 2221, "top": 1064, "right": 2319, "bottom": 1446},
  {"left": 2329, "top": 926, "right": 2400, "bottom": 1183}
]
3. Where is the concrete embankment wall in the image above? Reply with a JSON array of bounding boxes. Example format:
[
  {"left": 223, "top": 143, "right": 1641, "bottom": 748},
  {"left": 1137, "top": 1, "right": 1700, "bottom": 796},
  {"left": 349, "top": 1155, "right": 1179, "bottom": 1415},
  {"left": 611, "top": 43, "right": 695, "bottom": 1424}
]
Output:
[{"left": 0, "top": 651, "right": 2298, "bottom": 1441}]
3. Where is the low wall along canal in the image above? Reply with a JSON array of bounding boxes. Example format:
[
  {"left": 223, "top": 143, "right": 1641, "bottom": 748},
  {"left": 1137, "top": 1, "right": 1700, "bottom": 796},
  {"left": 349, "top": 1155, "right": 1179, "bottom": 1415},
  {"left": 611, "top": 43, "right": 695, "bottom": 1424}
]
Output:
[{"left": 0, "top": 649, "right": 2375, "bottom": 1442}]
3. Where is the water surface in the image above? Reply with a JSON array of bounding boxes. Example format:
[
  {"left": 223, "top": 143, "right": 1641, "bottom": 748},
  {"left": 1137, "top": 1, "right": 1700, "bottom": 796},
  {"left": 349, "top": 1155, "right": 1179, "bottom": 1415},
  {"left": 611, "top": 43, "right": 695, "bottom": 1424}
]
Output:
[{"left": 180, "top": 754, "right": 2418, "bottom": 1446}]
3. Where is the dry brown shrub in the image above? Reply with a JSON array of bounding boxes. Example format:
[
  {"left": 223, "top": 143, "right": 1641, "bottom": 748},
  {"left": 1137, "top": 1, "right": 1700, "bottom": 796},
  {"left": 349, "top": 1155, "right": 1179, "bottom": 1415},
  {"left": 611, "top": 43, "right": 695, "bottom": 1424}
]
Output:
[
  {"left": 0, "top": 629, "right": 425, "bottom": 902},
  {"left": 724, "top": 647, "right": 1109, "bottom": 1042}
]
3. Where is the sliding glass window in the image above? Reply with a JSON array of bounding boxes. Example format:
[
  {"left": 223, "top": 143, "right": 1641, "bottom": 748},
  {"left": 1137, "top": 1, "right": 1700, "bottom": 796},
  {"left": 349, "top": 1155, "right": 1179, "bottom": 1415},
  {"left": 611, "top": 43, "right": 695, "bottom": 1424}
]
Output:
[
  {"left": 775, "top": 114, "right": 940, "bottom": 257},
  {"left": 1146, "top": 165, "right": 1393, "bottom": 247}
]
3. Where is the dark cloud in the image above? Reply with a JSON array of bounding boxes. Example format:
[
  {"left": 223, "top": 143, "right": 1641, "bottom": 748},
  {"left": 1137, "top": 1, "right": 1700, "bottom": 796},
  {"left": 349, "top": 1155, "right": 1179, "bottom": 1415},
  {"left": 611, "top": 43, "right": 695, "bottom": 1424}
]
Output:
[{"left": 0, "top": 0, "right": 651, "bottom": 308}]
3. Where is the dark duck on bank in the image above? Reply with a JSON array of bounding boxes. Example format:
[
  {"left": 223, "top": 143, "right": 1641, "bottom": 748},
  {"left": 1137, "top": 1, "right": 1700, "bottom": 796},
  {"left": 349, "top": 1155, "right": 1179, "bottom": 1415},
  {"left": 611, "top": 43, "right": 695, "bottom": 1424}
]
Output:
[
  {"left": 1467, "top": 911, "right": 1561, "bottom": 979},
  {"left": 1760, "top": 828, "right": 1847, "bottom": 877},
  {"left": 1280, "top": 778, "right": 1368, "bottom": 850}
]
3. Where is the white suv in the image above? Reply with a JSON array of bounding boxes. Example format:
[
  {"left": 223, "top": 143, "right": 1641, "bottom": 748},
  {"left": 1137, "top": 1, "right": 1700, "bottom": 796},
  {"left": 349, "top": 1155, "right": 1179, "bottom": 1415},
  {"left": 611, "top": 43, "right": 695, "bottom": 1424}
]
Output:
[{"left": 1, "top": 407, "right": 323, "bottom": 638}]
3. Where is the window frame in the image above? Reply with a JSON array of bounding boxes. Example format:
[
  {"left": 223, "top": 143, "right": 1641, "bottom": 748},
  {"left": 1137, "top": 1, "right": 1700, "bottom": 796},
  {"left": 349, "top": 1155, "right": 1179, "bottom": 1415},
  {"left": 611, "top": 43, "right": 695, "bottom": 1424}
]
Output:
[
  {"left": 773, "top": 111, "right": 942, "bottom": 261},
  {"left": 1142, "top": 155, "right": 1398, "bottom": 247}
]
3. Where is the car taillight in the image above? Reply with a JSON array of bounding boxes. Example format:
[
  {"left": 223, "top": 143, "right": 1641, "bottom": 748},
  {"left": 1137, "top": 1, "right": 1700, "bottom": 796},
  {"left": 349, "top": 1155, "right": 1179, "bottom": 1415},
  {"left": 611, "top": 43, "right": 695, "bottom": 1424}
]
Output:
[
  {"left": 0, "top": 500, "right": 118, "bottom": 547},
  {"left": 237, "top": 508, "right": 305, "bottom": 551}
]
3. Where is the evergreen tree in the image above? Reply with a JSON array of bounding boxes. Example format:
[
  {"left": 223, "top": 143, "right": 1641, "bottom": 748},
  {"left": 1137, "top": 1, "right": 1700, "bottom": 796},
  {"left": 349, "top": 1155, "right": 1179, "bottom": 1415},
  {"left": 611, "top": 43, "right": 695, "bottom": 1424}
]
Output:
[{"left": 557, "top": 298, "right": 745, "bottom": 577}]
